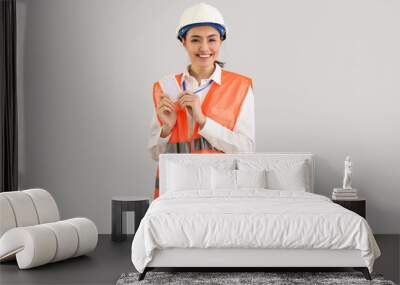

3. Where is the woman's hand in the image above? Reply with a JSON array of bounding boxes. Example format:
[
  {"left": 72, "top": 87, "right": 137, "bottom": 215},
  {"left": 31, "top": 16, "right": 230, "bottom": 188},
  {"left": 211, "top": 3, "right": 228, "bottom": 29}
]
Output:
[
  {"left": 156, "top": 94, "right": 177, "bottom": 135},
  {"left": 178, "top": 91, "right": 206, "bottom": 128}
]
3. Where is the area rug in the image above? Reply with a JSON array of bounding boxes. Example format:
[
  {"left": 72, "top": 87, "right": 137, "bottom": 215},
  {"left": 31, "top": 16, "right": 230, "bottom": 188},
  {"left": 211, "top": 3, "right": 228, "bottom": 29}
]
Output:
[{"left": 116, "top": 271, "right": 396, "bottom": 285}]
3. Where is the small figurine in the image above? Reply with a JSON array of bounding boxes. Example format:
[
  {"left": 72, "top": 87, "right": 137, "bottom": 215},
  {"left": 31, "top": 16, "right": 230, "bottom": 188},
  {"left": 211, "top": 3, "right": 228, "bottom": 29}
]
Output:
[{"left": 342, "top": 156, "right": 352, "bottom": 189}]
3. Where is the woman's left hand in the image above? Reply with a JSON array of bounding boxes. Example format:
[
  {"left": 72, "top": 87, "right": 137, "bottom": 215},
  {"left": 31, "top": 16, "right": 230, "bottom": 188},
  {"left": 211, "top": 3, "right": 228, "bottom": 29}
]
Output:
[{"left": 178, "top": 91, "right": 206, "bottom": 128}]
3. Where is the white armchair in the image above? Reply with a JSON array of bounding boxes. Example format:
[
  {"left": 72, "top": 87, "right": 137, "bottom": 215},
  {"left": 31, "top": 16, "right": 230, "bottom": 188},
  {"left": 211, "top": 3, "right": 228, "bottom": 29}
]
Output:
[{"left": 0, "top": 188, "right": 98, "bottom": 269}]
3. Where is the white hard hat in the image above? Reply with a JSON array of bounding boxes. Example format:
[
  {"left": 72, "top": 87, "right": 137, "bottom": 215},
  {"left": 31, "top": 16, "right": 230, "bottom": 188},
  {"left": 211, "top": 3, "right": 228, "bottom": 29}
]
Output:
[{"left": 176, "top": 3, "right": 227, "bottom": 41}]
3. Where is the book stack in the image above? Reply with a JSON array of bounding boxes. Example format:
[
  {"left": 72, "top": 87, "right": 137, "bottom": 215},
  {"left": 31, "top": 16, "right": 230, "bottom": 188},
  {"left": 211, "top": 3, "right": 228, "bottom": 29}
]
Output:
[{"left": 332, "top": 188, "right": 358, "bottom": 200}]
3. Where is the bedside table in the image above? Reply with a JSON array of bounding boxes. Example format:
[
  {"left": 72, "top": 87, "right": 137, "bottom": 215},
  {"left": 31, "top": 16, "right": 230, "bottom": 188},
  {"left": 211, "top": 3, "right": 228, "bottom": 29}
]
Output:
[
  {"left": 332, "top": 198, "right": 366, "bottom": 218},
  {"left": 111, "top": 196, "right": 150, "bottom": 242}
]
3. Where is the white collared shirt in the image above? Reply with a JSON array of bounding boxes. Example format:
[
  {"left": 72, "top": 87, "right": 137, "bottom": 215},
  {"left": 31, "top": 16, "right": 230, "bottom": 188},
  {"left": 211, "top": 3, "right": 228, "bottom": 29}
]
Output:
[{"left": 148, "top": 64, "right": 255, "bottom": 161}]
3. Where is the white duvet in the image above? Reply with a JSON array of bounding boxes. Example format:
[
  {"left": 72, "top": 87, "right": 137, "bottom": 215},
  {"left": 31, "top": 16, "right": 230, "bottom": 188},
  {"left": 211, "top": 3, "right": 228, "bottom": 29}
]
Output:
[{"left": 131, "top": 189, "right": 380, "bottom": 273}]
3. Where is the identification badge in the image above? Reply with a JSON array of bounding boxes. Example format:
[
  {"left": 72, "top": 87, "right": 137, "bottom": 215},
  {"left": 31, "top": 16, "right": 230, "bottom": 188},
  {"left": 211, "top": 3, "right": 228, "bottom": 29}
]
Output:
[{"left": 159, "top": 75, "right": 181, "bottom": 102}]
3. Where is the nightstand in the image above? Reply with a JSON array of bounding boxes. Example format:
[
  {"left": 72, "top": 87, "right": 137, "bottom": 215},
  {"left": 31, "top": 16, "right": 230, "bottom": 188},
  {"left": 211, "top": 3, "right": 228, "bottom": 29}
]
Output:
[
  {"left": 332, "top": 198, "right": 366, "bottom": 219},
  {"left": 111, "top": 196, "right": 150, "bottom": 242}
]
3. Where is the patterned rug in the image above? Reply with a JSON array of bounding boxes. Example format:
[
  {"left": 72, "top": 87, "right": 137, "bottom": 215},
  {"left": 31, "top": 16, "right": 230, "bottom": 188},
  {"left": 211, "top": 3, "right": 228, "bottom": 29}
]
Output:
[{"left": 116, "top": 271, "right": 396, "bottom": 285}]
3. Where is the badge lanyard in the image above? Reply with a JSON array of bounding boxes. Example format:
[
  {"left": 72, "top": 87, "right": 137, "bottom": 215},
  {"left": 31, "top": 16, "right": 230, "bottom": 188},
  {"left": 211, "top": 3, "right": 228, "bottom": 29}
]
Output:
[{"left": 182, "top": 79, "right": 212, "bottom": 94}]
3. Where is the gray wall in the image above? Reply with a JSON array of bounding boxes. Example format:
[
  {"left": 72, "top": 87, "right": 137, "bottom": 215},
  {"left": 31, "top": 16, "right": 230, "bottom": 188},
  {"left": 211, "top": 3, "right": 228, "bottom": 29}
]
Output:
[{"left": 16, "top": 0, "right": 400, "bottom": 234}]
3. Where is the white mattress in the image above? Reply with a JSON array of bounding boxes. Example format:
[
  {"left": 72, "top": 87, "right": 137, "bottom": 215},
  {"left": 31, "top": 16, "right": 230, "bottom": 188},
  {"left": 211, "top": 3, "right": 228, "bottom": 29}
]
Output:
[{"left": 131, "top": 189, "right": 380, "bottom": 273}]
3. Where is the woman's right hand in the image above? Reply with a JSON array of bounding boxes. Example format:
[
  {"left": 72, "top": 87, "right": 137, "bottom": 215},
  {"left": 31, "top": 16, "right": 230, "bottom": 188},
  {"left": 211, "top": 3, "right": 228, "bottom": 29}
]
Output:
[{"left": 156, "top": 94, "right": 177, "bottom": 135}]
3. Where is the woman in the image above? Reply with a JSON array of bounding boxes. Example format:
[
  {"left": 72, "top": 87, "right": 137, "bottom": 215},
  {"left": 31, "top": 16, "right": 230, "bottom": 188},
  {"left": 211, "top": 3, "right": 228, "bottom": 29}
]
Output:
[{"left": 148, "top": 3, "right": 255, "bottom": 199}]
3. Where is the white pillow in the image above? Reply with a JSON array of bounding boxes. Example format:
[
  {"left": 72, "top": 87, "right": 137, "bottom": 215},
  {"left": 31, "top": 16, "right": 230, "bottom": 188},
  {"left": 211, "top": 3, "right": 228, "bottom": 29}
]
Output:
[
  {"left": 166, "top": 162, "right": 212, "bottom": 192},
  {"left": 266, "top": 162, "right": 307, "bottom": 191},
  {"left": 212, "top": 168, "right": 237, "bottom": 190},
  {"left": 236, "top": 169, "right": 268, "bottom": 189},
  {"left": 237, "top": 159, "right": 309, "bottom": 191}
]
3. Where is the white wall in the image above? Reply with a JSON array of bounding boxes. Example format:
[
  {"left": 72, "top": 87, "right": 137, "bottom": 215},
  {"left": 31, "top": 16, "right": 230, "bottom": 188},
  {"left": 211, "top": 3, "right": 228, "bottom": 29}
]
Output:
[{"left": 16, "top": 0, "right": 400, "bottom": 234}]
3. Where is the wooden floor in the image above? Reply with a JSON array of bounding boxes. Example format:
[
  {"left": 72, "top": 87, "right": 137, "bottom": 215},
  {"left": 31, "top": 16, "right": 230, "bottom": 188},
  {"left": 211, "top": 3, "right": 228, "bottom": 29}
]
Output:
[{"left": 0, "top": 234, "right": 398, "bottom": 285}]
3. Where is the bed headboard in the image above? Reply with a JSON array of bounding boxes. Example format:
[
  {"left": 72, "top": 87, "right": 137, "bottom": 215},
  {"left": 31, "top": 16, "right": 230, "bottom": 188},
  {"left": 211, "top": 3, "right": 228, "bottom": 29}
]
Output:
[{"left": 159, "top": 153, "right": 315, "bottom": 195}]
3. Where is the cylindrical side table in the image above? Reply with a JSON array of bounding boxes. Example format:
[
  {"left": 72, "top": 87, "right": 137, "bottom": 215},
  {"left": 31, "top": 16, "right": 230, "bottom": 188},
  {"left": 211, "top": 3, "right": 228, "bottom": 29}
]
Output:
[
  {"left": 332, "top": 198, "right": 366, "bottom": 219},
  {"left": 111, "top": 196, "right": 150, "bottom": 242}
]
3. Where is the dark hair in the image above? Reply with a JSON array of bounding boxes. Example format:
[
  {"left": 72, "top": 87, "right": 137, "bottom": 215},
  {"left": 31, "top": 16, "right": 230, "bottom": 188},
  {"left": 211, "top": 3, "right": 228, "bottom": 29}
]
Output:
[
  {"left": 177, "top": 24, "right": 227, "bottom": 43},
  {"left": 214, "top": 60, "right": 225, "bottom": 68}
]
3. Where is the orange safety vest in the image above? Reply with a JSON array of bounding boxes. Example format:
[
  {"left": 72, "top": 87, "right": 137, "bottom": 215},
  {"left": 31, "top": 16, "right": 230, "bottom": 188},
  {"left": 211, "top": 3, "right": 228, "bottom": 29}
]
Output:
[{"left": 152, "top": 70, "right": 252, "bottom": 199}]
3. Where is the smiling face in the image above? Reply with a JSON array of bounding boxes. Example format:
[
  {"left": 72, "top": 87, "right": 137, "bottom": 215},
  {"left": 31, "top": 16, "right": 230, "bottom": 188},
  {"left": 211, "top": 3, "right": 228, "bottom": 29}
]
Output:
[{"left": 182, "top": 25, "right": 222, "bottom": 69}]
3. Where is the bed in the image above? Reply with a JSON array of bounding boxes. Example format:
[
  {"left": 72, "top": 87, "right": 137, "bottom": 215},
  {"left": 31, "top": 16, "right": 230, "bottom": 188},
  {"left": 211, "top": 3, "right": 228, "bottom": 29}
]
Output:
[{"left": 131, "top": 153, "right": 380, "bottom": 281}]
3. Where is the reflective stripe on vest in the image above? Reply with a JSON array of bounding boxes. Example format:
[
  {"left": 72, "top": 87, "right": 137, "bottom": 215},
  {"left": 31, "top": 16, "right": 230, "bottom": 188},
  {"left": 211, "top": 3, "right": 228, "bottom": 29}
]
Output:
[
  {"left": 152, "top": 70, "right": 252, "bottom": 199},
  {"left": 164, "top": 137, "right": 216, "bottom": 153}
]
